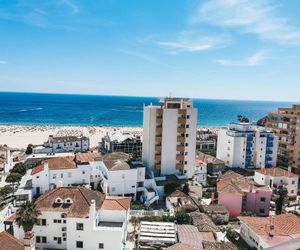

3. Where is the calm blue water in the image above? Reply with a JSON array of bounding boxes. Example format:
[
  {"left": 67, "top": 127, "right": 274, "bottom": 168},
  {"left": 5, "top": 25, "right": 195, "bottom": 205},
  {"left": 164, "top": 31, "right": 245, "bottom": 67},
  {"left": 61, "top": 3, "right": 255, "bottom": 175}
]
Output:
[{"left": 0, "top": 92, "right": 293, "bottom": 127}]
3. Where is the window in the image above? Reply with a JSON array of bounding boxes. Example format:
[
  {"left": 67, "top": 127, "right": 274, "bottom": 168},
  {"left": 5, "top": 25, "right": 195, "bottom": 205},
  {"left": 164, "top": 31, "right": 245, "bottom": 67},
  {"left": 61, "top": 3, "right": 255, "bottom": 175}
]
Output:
[
  {"left": 260, "top": 197, "right": 266, "bottom": 202},
  {"left": 291, "top": 190, "right": 294, "bottom": 194},
  {"left": 61, "top": 173, "right": 63, "bottom": 178},
  {"left": 82, "top": 170, "right": 85, "bottom": 174},
  {"left": 131, "top": 185, "right": 135, "bottom": 188},
  {"left": 37, "top": 219, "right": 46, "bottom": 226},
  {"left": 186, "top": 124, "right": 189, "bottom": 128},
  {"left": 76, "top": 223, "right": 84, "bottom": 231},
  {"left": 99, "top": 243, "right": 104, "bottom": 249},
  {"left": 53, "top": 174, "right": 57, "bottom": 179},
  {"left": 187, "top": 115, "right": 190, "bottom": 119},
  {"left": 259, "top": 208, "right": 265, "bottom": 214},
  {"left": 76, "top": 241, "right": 83, "bottom": 248},
  {"left": 112, "top": 187, "right": 116, "bottom": 192},
  {"left": 185, "top": 143, "right": 188, "bottom": 146},
  {"left": 185, "top": 152, "right": 188, "bottom": 156},
  {"left": 185, "top": 134, "right": 189, "bottom": 137},
  {"left": 292, "top": 180, "right": 295, "bottom": 184},
  {"left": 36, "top": 236, "right": 41, "bottom": 243}
]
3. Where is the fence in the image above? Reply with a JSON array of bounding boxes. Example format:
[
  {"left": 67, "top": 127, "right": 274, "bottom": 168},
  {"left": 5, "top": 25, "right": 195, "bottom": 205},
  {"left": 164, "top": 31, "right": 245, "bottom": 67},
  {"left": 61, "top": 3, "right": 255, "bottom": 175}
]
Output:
[{"left": 129, "top": 210, "right": 170, "bottom": 218}]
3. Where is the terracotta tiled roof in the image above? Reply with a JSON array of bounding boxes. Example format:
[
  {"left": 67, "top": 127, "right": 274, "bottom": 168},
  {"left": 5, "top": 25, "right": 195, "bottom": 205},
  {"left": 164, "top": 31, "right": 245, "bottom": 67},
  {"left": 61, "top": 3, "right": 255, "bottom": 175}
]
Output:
[
  {"left": 76, "top": 152, "right": 102, "bottom": 163},
  {"left": 217, "top": 170, "right": 271, "bottom": 195},
  {"left": 239, "top": 214, "right": 300, "bottom": 246},
  {"left": 169, "top": 190, "right": 188, "bottom": 198},
  {"left": 101, "top": 196, "right": 131, "bottom": 211},
  {"left": 0, "top": 145, "right": 8, "bottom": 151},
  {"left": 203, "top": 204, "right": 229, "bottom": 214},
  {"left": 196, "top": 152, "right": 224, "bottom": 166},
  {"left": 35, "top": 187, "right": 105, "bottom": 218},
  {"left": 190, "top": 212, "right": 218, "bottom": 232},
  {"left": 31, "top": 156, "right": 76, "bottom": 175},
  {"left": 0, "top": 231, "right": 23, "bottom": 250},
  {"left": 167, "top": 243, "right": 201, "bottom": 250},
  {"left": 102, "top": 152, "right": 132, "bottom": 171},
  {"left": 202, "top": 241, "right": 237, "bottom": 250},
  {"left": 256, "top": 167, "right": 298, "bottom": 178},
  {"left": 178, "top": 225, "right": 213, "bottom": 249}
]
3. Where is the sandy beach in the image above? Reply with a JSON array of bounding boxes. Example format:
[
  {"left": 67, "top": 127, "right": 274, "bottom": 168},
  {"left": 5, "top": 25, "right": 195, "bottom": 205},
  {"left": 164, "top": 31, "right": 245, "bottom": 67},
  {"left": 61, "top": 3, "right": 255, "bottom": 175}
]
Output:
[{"left": 0, "top": 125, "right": 143, "bottom": 149}]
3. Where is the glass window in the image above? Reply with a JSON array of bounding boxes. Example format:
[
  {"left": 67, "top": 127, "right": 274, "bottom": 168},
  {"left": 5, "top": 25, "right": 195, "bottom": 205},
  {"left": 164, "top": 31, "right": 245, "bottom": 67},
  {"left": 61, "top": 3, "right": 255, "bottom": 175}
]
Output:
[
  {"left": 76, "top": 241, "right": 83, "bottom": 248},
  {"left": 99, "top": 243, "right": 104, "bottom": 249},
  {"left": 76, "top": 223, "right": 84, "bottom": 231}
]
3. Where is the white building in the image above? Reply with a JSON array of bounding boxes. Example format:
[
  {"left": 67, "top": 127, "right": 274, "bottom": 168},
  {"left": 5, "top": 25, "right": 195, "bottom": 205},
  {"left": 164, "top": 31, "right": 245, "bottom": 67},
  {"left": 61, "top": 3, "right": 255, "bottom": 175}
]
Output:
[
  {"left": 239, "top": 214, "right": 300, "bottom": 250},
  {"left": 97, "top": 152, "right": 158, "bottom": 204},
  {"left": 30, "top": 152, "right": 102, "bottom": 197},
  {"left": 142, "top": 98, "right": 197, "bottom": 178},
  {"left": 11, "top": 187, "right": 131, "bottom": 250},
  {"left": 217, "top": 123, "right": 278, "bottom": 169},
  {"left": 0, "top": 145, "right": 12, "bottom": 175},
  {"left": 254, "top": 167, "right": 298, "bottom": 197},
  {"left": 33, "top": 130, "right": 89, "bottom": 154}
]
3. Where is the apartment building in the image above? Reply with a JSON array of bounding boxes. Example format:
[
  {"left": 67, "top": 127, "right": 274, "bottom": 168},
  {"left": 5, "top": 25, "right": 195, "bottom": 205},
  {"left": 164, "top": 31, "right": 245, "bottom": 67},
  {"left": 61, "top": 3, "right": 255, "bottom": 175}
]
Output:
[
  {"left": 239, "top": 214, "right": 300, "bottom": 250},
  {"left": 217, "top": 171, "right": 272, "bottom": 218},
  {"left": 142, "top": 98, "right": 197, "bottom": 178},
  {"left": 217, "top": 122, "right": 278, "bottom": 168},
  {"left": 11, "top": 187, "right": 131, "bottom": 250},
  {"left": 254, "top": 167, "right": 298, "bottom": 197},
  {"left": 266, "top": 104, "right": 300, "bottom": 170}
]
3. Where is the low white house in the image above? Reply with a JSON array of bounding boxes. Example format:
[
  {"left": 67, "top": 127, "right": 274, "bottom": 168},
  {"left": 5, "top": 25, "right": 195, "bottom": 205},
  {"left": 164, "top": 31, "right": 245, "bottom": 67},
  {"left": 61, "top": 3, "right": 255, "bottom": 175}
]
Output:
[
  {"left": 33, "top": 130, "right": 90, "bottom": 154},
  {"left": 30, "top": 152, "right": 102, "bottom": 197},
  {"left": 0, "top": 145, "right": 12, "bottom": 175},
  {"left": 194, "top": 153, "right": 208, "bottom": 186},
  {"left": 11, "top": 187, "right": 131, "bottom": 250},
  {"left": 254, "top": 167, "right": 299, "bottom": 197},
  {"left": 98, "top": 152, "right": 146, "bottom": 201}
]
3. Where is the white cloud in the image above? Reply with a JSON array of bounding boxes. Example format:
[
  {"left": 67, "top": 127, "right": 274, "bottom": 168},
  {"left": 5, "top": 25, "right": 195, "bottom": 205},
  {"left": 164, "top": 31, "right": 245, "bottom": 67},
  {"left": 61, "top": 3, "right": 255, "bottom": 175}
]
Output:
[
  {"left": 216, "top": 50, "right": 266, "bottom": 66},
  {"left": 118, "top": 49, "right": 172, "bottom": 67},
  {"left": 193, "top": 0, "right": 300, "bottom": 45},
  {"left": 61, "top": 0, "right": 79, "bottom": 14},
  {"left": 153, "top": 31, "right": 231, "bottom": 54}
]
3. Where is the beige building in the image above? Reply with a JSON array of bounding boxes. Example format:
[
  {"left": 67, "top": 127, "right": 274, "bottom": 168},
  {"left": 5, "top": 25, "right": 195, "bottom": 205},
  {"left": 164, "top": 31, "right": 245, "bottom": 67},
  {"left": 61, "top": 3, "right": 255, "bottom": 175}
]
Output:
[
  {"left": 266, "top": 104, "right": 300, "bottom": 170},
  {"left": 142, "top": 98, "right": 197, "bottom": 178}
]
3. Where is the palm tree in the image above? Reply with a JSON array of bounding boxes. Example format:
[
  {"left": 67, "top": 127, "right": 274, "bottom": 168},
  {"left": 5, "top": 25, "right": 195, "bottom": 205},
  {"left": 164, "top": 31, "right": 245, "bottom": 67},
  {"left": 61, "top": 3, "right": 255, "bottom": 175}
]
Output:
[{"left": 16, "top": 201, "right": 41, "bottom": 232}]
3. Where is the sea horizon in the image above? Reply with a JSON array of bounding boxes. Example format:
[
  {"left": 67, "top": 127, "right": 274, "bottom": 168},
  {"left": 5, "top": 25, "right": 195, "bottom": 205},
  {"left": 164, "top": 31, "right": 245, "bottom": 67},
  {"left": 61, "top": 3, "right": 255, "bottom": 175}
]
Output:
[{"left": 0, "top": 91, "right": 294, "bottom": 127}]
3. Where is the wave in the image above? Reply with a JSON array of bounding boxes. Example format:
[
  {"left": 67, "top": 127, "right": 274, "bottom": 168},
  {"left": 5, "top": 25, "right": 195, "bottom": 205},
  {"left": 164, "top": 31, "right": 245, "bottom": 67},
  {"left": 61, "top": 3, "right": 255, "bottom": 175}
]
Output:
[{"left": 18, "top": 107, "right": 43, "bottom": 112}]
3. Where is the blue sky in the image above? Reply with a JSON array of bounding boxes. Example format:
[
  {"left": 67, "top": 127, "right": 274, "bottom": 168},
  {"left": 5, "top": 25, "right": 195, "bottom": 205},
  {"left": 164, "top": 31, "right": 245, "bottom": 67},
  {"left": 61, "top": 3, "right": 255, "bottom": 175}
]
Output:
[{"left": 0, "top": 0, "right": 300, "bottom": 101}]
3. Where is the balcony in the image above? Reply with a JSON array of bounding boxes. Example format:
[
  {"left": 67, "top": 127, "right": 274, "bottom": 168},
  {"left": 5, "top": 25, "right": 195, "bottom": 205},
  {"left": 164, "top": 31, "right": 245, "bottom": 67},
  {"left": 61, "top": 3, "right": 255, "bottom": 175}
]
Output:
[
  {"left": 177, "top": 127, "right": 186, "bottom": 133},
  {"left": 176, "top": 145, "right": 185, "bottom": 152},
  {"left": 246, "top": 151, "right": 252, "bottom": 155},
  {"left": 156, "top": 109, "right": 163, "bottom": 115},
  {"left": 266, "top": 150, "right": 273, "bottom": 154},
  {"left": 155, "top": 163, "right": 161, "bottom": 171},
  {"left": 156, "top": 127, "right": 162, "bottom": 133},
  {"left": 178, "top": 118, "right": 186, "bottom": 125},
  {"left": 155, "top": 136, "right": 162, "bottom": 143},
  {"left": 178, "top": 109, "right": 187, "bottom": 115},
  {"left": 177, "top": 136, "right": 185, "bottom": 143},
  {"left": 155, "top": 154, "right": 161, "bottom": 161},
  {"left": 155, "top": 145, "right": 161, "bottom": 151},
  {"left": 156, "top": 118, "right": 163, "bottom": 124},
  {"left": 176, "top": 164, "right": 184, "bottom": 170},
  {"left": 176, "top": 155, "right": 184, "bottom": 161},
  {"left": 267, "top": 143, "right": 274, "bottom": 147}
]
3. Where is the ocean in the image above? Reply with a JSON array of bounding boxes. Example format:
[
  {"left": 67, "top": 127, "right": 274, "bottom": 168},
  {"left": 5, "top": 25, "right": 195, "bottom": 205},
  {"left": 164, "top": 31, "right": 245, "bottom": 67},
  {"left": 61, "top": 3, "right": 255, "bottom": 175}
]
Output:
[{"left": 0, "top": 92, "right": 293, "bottom": 127}]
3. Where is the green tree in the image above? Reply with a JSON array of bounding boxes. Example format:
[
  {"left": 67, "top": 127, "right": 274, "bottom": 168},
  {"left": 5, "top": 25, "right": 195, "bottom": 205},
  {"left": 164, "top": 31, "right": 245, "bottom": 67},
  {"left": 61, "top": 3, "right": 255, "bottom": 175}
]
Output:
[
  {"left": 175, "top": 212, "right": 190, "bottom": 224},
  {"left": 182, "top": 183, "right": 190, "bottom": 195},
  {"left": 275, "top": 188, "right": 288, "bottom": 215},
  {"left": 164, "top": 183, "right": 181, "bottom": 196},
  {"left": 16, "top": 201, "right": 41, "bottom": 232},
  {"left": 0, "top": 185, "right": 14, "bottom": 197},
  {"left": 6, "top": 173, "right": 22, "bottom": 185},
  {"left": 129, "top": 216, "right": 140, "bottom": 236},
  {"left": 10, "top": 163, "right": 29, "bottom": 176},
  {"left": 25, "top": 144, "right": 33, "bottom": 155}
]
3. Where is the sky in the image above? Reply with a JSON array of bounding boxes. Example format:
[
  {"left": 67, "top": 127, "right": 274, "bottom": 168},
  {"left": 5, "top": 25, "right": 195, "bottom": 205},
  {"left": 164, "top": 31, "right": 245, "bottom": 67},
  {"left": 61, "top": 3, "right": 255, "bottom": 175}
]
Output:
[{"left": 0, "top": 0, "right": 300, "bottom": 101}]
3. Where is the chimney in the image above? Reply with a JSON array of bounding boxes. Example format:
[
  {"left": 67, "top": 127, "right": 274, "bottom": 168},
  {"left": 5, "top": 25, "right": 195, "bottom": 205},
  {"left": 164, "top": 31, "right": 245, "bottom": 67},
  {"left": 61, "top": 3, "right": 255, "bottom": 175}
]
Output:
[
  {"left": 89, "top": 200, "right": 96, "bottom": 220},
  {"left": 24, "top": 231, "right": 35, "bottom": 250},
  {"left": 288, "top": 166, "right": 292, "bottom": 173}
]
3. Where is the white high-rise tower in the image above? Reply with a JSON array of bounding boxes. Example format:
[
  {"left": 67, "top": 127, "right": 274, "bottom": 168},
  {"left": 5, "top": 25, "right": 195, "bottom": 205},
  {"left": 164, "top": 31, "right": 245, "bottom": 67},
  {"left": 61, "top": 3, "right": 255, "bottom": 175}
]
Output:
[{"left": 142, "top": 98, "right": 197, "bottom": 178}]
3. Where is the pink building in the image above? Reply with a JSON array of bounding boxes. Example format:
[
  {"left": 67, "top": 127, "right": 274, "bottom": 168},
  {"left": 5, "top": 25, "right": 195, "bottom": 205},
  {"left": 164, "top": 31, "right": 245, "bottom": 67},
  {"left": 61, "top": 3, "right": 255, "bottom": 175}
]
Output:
[{"left": 217, "top": 171, "right": 272, "bottom": 218}]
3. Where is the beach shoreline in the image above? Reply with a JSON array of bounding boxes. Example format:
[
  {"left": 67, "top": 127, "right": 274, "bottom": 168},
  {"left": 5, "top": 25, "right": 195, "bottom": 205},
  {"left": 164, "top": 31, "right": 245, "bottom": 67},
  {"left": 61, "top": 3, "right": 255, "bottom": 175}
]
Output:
[{"left": 0, "top": 125, "right": 143, "bottom": 149}]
